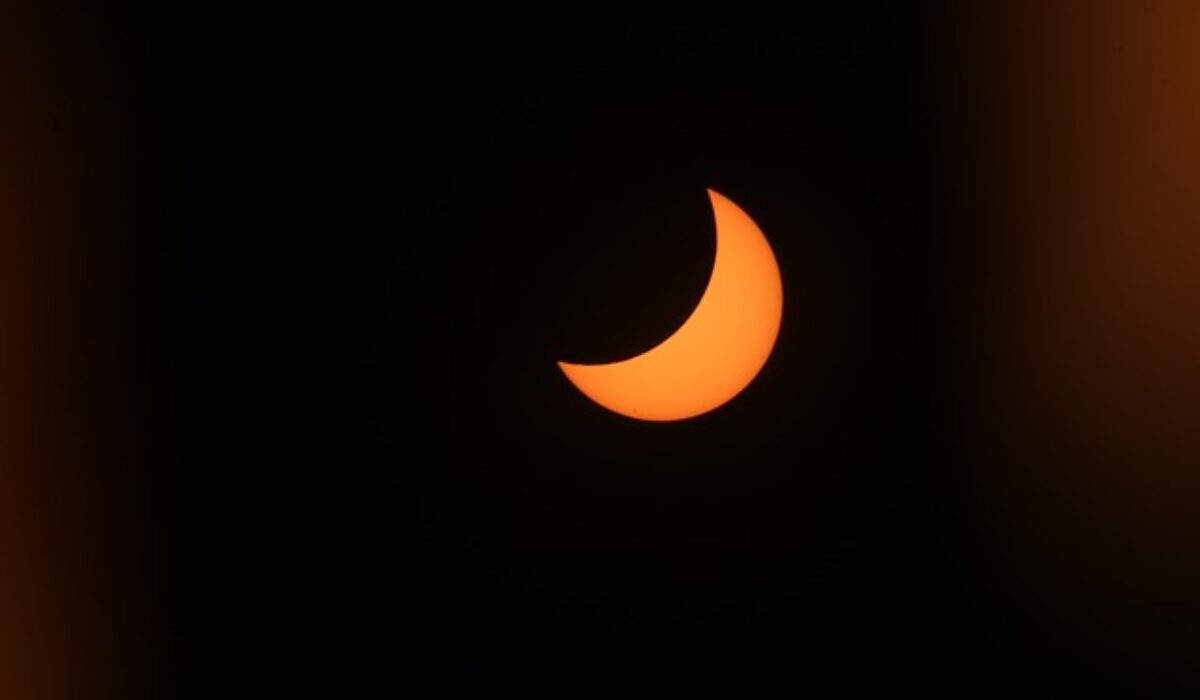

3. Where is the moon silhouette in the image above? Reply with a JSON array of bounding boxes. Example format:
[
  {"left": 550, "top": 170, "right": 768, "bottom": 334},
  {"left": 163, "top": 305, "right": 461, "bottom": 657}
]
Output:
[{"left": 558, "top": 188, "right": 783, "bottom": 421}]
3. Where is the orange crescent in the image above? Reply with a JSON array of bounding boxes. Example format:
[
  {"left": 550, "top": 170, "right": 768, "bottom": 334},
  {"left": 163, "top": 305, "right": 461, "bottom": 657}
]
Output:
[{"left": 557, "top": 188, "right": 783, "bottom": 421}]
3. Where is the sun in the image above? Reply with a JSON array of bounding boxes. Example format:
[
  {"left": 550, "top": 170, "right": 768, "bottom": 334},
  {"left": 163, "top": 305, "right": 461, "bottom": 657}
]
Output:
[{"left": 558, "top": 189, "right": 783, "bottom": 421}]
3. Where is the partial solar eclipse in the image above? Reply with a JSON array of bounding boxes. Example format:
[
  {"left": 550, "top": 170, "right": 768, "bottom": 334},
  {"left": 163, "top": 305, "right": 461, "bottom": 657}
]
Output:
[{"left": 558, "top": 189, "right": 783, "bottom": 421}]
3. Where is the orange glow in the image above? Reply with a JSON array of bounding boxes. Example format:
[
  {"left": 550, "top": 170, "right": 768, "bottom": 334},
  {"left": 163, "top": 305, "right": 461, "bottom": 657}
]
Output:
[{"left": 558, "top": 189, "right": 783, "bottom": 421}]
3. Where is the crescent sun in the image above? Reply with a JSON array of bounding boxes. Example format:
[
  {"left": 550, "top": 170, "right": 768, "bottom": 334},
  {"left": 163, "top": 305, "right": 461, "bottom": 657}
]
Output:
[{"left": 557, "top": 188, "right": 784, "bottom": 421}]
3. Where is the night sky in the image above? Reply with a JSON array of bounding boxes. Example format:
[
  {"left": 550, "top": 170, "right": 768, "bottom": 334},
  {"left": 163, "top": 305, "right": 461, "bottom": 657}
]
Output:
[{"left": 3, "top": 3, "right": 1199, "bottom": 696}]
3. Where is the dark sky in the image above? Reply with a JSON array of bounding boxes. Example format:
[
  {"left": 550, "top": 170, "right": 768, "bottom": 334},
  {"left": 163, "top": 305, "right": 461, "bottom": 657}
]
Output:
[{"left": 3, "top": 3, "right": 1199, "bottom": 697}]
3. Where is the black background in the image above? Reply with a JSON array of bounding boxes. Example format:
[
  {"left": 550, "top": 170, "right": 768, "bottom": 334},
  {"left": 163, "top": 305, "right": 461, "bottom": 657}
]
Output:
[
  {"left": 168, "top": 8, "right": 972, "bottom": 690},
  {"left": 376, "top": 8, "right": 982, "bottom": 690},
  {"left": 19, "top": 3, "right": 1199, "bottom": 696}
]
